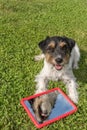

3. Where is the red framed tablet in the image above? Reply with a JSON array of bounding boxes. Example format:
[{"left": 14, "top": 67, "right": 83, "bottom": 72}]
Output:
[{"left": 20, "top": 88, "right": 78, "bottom": 128}]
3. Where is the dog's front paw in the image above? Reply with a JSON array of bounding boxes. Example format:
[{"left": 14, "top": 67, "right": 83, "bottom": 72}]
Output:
[
  {"left": 34, "top": 55, "right": 41, "bottom": 61},
  {"left": 34, "top": 54, "right": 45, "bottom": 61},
  {"left": 69, "top": 92, "right": 78, "bottom": 104}
]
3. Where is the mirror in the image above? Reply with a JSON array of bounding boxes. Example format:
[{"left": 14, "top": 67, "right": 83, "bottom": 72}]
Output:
[{"left": 21, "top": 88, "right": 77, "bottom": 128}]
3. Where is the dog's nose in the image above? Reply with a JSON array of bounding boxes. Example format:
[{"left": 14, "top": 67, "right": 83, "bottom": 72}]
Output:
[{"left": 55, "top": 58, "right": 63, "bottom": 63}]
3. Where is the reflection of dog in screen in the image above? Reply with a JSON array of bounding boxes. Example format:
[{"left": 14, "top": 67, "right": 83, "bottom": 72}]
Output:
[
  {"left": 35, "top": 36, "right": 80, "bottom": 104},
  {"left": 31, "top": 91, "right": 58, "bottom": 123}
]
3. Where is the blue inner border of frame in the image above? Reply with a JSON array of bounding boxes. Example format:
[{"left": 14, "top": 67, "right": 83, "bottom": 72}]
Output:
[{"left": 24, "top": 93, "right": 74, "bottom": 123}]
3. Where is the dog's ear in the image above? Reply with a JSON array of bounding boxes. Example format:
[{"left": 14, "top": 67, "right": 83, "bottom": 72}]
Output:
[
  {"left": 63, "top": 36, "right": 75, "bottom": 52},
  {"left": 38, "top": 36, "right": 50, "bottom": 53},
  {"left": 68, "top": 38, "right": 75, "bottom": 51}
]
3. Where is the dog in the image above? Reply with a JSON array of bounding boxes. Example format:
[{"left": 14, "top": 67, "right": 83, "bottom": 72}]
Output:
[
  {"left": 30, "top": 91, "right": 58, "bottom": 123},
  {"left": 35, "top": 36, "right": 80, "bottom": 104}
]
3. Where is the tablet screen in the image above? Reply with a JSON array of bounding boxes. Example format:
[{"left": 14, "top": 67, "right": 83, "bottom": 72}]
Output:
[{"left": 21, "top": 88, "right": 77, "bottom": 128}]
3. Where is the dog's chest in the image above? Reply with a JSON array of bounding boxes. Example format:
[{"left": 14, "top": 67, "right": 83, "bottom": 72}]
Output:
[{"left": 48, "top": 67, "right": 63, "bottom": 81}]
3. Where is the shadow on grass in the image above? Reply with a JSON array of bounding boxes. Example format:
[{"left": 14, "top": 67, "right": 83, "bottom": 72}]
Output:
[{"left": 74, "top": 49, "right": 87, "bottom": 84}]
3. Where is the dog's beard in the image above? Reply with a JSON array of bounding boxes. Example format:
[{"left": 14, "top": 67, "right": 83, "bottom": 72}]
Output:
[
  {"left": 39, "top": 107, "right": 49, "bottom": 119},
  {"left": 39, "top": 103, "right": 51, "bottom": 118}
]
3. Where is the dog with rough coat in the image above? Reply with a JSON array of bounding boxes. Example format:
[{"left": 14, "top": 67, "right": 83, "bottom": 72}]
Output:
[{"left": 34, "top": 36, "right": 80, "bottom": 104}]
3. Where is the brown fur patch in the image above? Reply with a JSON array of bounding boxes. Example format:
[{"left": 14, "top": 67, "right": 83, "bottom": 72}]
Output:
[
  {"left": 59, "top": 42, "right": 66, "bottom": 48},
  {"left": 48, "top": 41, "right": 55, "bottom": 49},
  {"left": 45, "top": 53, "right": 54, "bottom": 64}
]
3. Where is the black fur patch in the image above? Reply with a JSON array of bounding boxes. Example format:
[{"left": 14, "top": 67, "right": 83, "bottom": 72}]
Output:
[{"left": 38, "top": 36, "right": 75, "bottom": 53}]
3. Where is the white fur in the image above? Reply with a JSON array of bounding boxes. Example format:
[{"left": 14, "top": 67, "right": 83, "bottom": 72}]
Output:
[
  {"left": 35, "top": 44, "right": 80, "bottom": 104},
  {"left": 69, "top": 43, "right": 80, "bottom": 69},
  {"left": 34, "top": 54, "right": 45, "bottom": 61}
]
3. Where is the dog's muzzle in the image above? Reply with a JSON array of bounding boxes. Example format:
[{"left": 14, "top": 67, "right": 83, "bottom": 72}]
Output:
[{"left": 55, "top": 57, "right": 63, "bottom": 70}]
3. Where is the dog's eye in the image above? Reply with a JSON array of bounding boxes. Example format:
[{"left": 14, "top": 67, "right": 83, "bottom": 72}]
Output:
[
  {"left": 46, "top": 42, "right": 56, "bottom": 53},
  {"left": 61, "top": 45, "right": 67, "bottom": 50},
  {"left": 46, "top": 46, "right": 54, "bottom": 53}
]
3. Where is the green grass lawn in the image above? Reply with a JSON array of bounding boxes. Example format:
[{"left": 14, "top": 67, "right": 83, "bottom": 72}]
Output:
[{"left": 0, "top": 0, "right": 87, "bottom": 129}]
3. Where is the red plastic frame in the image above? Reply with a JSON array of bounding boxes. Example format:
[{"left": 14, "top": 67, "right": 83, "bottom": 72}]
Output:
[{"left": 20, "top": 88, "right": 78, "bottom": 128}]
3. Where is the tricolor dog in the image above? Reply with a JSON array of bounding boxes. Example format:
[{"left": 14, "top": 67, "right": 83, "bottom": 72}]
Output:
[{"left": 35, "top": 36, "right": 80, "bottom": 104}]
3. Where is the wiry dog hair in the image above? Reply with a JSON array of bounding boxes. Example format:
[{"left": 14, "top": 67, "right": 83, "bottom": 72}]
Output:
[
  {"left": 31, "top": 91, "right": 58, "bottom": 123},
  {"left": 35, "top": 36, "right": 80, "bottom": 104},
  {"left": 35, "top": 36, "right": 80, "bottom": 69}
]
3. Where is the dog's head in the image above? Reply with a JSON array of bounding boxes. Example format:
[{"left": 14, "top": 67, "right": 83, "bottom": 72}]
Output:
[
  {"left": 39, "top": 36, "right": 75, "bottom": 70},
  {"left": 32, "top": 95, "right": 52, "bottom": 123}
]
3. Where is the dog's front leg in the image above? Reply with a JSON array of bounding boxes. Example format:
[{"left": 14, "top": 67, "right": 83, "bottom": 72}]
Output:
[
  {"left": 63, "top": 74, "right": 78, "bottom": 104},
  {"left": 67, "top": 80, "right": 78, "bottom": 104},
  {"left": 35, "top": 75, "right": 48, "bottom": 94}
]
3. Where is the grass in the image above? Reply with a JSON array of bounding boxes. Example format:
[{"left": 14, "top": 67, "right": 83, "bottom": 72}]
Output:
[{"left": 0, "top": 0, "right": 87, "bottom": 129}]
